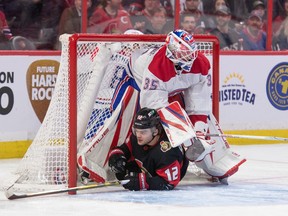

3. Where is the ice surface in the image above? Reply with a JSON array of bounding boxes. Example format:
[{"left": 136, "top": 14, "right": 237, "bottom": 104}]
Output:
[{"left": 0, "top": 144, "right": 288, "bottom": 216}]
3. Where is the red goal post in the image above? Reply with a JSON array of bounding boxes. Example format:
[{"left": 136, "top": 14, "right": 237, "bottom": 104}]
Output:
[{"left": 6, "top": 33, "right": 219, "bottom": 195}]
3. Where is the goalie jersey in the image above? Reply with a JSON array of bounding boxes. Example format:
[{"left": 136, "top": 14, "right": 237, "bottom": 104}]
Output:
[{"left": 132, "top": 45, "right": 211, "bottom": 129}]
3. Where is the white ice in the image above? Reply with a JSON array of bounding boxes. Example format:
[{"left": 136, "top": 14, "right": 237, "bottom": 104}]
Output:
[{"left": 1, "top": 144, "right": 288, "bottom": 216}]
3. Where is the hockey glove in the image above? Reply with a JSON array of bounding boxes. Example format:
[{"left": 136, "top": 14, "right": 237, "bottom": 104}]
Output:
[
  {"left": 146, "top": 176, "right": 174, "bottom": 190},
  {"left": 108, "top": 154, "right": 127, "bottom": 174},
  {"left": 122, "top": 172, "right": 149, "bottom": 191}
]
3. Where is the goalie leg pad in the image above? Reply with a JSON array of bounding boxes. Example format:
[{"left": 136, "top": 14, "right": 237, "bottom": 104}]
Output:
[
  {"left": 195, "top": 149, "right": 246, "bottom": 179},
  {"left": 191, "top": 113, "right": 246, "bottom": 180},
  {"left": 78, "top": 87, "right": 139, "bottom": 183}
]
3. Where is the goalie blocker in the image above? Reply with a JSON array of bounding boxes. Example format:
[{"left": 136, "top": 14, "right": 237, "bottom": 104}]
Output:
[{"left": 158, "top": 101, "right": 246, "bottom": 181}]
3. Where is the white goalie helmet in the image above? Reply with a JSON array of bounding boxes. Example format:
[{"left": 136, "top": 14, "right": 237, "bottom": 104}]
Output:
[{"left": 165, "top": 29, "right": 198, "bottom": 72}]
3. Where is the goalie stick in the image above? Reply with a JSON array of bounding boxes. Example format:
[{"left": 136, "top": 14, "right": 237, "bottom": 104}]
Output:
[
  {"left": 5, "top": 180, "right": 128, "bottom": 200},
  {"left": 207, "top": 133, "right": 288, "bottom": 142}
]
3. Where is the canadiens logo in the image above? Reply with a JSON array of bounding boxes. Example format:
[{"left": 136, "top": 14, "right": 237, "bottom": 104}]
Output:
[
  {"left": 266, "top": 62, "right": 288, "bottom": 110},
  {"left": 160, "top": 141, "right": 171, "bottom": 152}
]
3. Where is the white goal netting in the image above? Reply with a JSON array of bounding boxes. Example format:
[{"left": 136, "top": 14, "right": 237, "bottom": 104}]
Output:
[{"left": 3, "top": 33, "right": 218, "bottom": 193}]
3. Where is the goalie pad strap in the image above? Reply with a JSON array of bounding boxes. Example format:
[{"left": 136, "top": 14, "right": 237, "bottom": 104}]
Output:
[
  {"left": 189, "top": 115, "right": 208, "bottom": 134},
  {"left": 189, "top": 114, "right": 207, "bottom": 125}
]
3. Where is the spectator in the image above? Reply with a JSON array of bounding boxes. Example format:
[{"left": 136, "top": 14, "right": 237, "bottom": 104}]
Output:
[
  {"left": 205, "top": 0, "right": 235, "bottom": 31},
  {"left": 144, "top": 7, "right": 171, "bottom": 34},
  {"left": 214, "top": 0, "right": 228, "bottom": 9},
  {"left": 234, "top": 20, "right": 245, "bottom": 35},
  {"left": 10, "top": 0, "right": 68, "bottom": 49},
  {"left": 127, "top": 0, "right": 144, "bottom": 17},
  {"left": 88, "top": 0, "right": 133, "bottom": 33},
  {"left": 0, "top": 8, "right": 12, "bottom": 50},
  {"left": 130, "top": 0, "right": 159, "bottom": 33},
  {"left": 128, "top": 1, "right": 147, "bottom": 32},
  {"left": 0, "top": 0, "right": 27, "bottom": 37},
  {"left": 57, "top": 0, "right": 92, "bottom": 49},
  {"left": 180, "top": 13, "right": 197, "bottom": 34},
  {"left": 202, "top": 0, "right": 229, "bottom": 15},
  {"left": 252, "top": 0, "right": 267, "bottom": 31},
  {"left": 253, "top": 1, "right": 266, "bottom": 16},
  {"left": 240, "top": 10, "right": 266, "bottom": 50},
  {"left": 273, "top": 16, "right": 288, "bottom": 50},
  {"left": 245, "top": 0, "right": 263, "bottom": 12},
  {"left": 141, "top": 0, "right": 160, "bottom": 22},
  {"left": 273, "top": 0, "right": 286, "bottom": 19},
  {"left": 210, "top": 5, "right": 241, "bottom": 50},
  {"left": 160, "top": 0, "right": 174, "bottom": 18},
  {"left": 226, "top": 0, "right": 249, "bottom": 23},
  {"left": 273, "top": 0, "right": 288, "bottom": 34},
  {"left": 0, "top": 10, "right": 12, "bottom": 40},
  {"left": 181, "top": 0, "right": 211, "bottom": 32},
  {"left": 58, "top": 0, "right": 92, "bottom": 35}
]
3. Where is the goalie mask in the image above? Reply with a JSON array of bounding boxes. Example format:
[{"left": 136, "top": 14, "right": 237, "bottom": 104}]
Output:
[
  {"left": 165, "top": 29, "right": 198, "bottom": 72},
  {"left": 133, "top": 108, "right": 160, "bottom": 129}
]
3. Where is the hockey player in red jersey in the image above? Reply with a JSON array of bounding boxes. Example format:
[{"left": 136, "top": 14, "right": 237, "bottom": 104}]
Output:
[
  {"left": 88, "top": 0, "right": 133, "bottom": 33},
  {"left": 108, "top": 107, "right": 189, "bottom": 191}
]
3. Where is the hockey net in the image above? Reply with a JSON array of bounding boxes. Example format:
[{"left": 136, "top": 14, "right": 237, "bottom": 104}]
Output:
[{"left": 4, "top": 33, "right": 219, "bottom": 194}]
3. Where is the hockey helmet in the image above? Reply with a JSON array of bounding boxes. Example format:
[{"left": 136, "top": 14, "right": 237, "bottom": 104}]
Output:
[
  {"left": 165, "top": 29, "right": 198, "bottom": 72},
  {"left": 133, "top": 108, "right": 160, "bottom": 129}
]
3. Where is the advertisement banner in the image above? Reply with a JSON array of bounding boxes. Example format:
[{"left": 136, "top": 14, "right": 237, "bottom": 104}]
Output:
[
  {"left": 219, "top": 55, "right": 288, "bottom": 130},
  {"left": 0, "top": 55, "right": 60, "bottom": 141}
]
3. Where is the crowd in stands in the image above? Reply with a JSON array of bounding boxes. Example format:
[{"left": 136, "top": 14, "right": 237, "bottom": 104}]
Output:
[{"left": 0, "top": 0, "right": 287, "bottom": 50}]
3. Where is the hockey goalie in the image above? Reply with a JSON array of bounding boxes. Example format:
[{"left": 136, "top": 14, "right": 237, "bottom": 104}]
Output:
[{"left": 77, "top": 29, "right": 246, "bottom": 186}]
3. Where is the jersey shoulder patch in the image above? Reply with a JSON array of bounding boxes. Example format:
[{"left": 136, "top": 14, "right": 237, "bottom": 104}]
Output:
[{"left": 160, "top": 141, "right": 172, "bottom": 152}]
